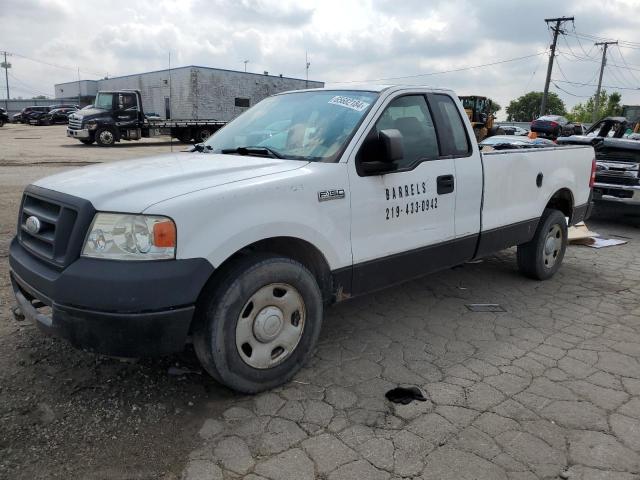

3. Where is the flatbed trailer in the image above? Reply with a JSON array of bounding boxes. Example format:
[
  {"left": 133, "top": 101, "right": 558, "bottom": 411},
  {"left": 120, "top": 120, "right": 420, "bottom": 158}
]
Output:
[{"left": 67, "top": 89, "right": 227, "bottom": 146}]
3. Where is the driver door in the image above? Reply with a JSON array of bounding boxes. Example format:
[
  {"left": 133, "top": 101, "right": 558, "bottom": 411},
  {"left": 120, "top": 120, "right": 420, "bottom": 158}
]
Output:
[
  {"left": 347, "top": 93, "right": 463, "bottom": 294},
  {"left": 115, "top": 92, "right": 139, "bottom": 126}
]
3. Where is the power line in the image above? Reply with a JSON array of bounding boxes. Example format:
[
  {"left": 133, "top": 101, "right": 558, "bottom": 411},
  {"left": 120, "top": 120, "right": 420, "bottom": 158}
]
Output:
[
  {"left": 326, "top": 51, "right": 547, "bottom": 84},
  {"left": 552, "top": 81, "right": 591, "bottom": 97},
  {"left": 552, "top": 78, "right": 639, "bottom": 91},
  {"left": 6, "top": 51, "right": 105, "bottom": 78},
  {"left": 615, "top": 44, "right": 640, "bottom": 85},
  {"left": 556, "top": 49, "right": 640, "bottom": 72}
]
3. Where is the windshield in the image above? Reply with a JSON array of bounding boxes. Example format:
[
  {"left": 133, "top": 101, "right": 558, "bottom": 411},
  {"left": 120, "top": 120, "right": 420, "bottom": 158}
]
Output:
[
  {"left": 95, "top": 93, "right": 114, "bottom": 110},
  {"left": 203, "top": 90, "right": 378, "bottom": 161}
]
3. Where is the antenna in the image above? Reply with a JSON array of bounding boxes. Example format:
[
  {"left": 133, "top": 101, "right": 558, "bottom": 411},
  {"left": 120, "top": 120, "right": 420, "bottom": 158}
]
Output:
[{"left": 305, "top": 52, "right": 310, "bottom": 88}]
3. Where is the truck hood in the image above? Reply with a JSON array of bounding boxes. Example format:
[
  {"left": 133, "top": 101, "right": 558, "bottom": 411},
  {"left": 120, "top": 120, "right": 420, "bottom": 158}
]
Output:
[
  {"left": 70, "top": 108, "right": 108, "bottom": 121},
  {"left": 33, "top": 153, "right": 308, "bottom": 212}
]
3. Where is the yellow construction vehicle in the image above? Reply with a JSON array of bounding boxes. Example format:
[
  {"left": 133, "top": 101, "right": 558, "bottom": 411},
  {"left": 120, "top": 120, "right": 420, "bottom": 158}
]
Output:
[{"left": 459, "top": 96, "right": 504, "bottom": 142}]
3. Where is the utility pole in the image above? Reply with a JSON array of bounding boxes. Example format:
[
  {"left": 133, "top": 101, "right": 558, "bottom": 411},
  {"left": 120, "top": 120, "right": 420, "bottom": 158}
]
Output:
[
  {"left": 1, "top": 51, "right": 11, "bottom": 110},
  {"left": 305, "top": 52, "right": 310, "bottom": 88},
  {"left": 77, "top": 67, "right": 81, "bottom": 107},
  {"left": 243, "top": 60, "right": 249, "bottom": 72},
  {"left": 540, "top": 16, "right": 574, "bottom": 116},
  {"left": 593, "top": 41, "right": 617, "bottom": 122}
]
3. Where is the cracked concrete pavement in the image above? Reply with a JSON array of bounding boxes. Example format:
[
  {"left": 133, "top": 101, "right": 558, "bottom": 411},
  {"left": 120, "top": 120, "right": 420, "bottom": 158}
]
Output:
[
  {"left": 181, "top": 210, "right": 640, "bottom": 480},
  {"left": 1, "top": 125, "right": 639, "bottom": 479}
]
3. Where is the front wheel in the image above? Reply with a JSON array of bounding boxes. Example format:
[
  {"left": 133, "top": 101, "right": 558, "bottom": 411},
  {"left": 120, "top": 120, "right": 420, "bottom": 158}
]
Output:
[
  {"left": 95, "top": 127, "right": 116, "bottom": 147},
  {"left": 193, "top": 255, "right": 323, "bottom": 393},
  {"left": 517, "top": 209, "right": 567, "bottom": 280}
]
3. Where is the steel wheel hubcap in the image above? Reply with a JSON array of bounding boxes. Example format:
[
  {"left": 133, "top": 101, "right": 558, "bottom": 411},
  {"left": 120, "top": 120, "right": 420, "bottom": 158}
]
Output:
[
  {"left": 543, "top": 224, "right": 563, "bottom": 268},
  {"left": 100, "top": 131, "right": 113, "bottom": 143},
  {"left": 236, "top": 283, "right": 305, "bottom": 369}
]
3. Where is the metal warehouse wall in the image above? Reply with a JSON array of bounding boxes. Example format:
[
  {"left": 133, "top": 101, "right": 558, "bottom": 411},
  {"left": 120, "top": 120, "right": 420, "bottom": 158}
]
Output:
[
  {"left": 191, "top": 68, "right": 324, "bottom": 121},
  {"left": 83, "top": 66, "right": 323, "bottom": 120},
  {"left": 97, "top": 68, "right": 191, "bottom": 119}
]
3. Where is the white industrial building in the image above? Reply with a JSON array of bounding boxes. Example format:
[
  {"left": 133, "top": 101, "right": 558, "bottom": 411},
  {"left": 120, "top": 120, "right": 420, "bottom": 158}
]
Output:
[{"left": 54, "top": 66, "right": 324, "bottom": 120}]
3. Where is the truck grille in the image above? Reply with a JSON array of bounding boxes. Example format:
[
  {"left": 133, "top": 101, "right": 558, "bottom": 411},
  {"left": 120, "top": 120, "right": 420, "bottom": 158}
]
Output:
[
  {"left": 68, "top": 116, "right": 82, "bottom": 130},
  {"left": 18, "top": 187, "right": 95, "bottom": 269},
  {"left": 595, "top": 160, "right": 640, "bottom": 186}
]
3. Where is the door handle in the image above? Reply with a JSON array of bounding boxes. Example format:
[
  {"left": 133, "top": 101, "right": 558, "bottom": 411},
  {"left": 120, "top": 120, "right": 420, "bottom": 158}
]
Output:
[{"left": 437, "top": 175, "right": 455, "bottom": 194}]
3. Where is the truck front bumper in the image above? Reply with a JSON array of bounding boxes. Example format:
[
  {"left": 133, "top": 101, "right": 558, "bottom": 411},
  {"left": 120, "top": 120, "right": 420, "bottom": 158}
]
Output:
[
  {"left": 67, "top": 128, "right": 90, "bottom": 139},
  {"left": 593, "top": 182, "right": 640, "bottom": 206},
  {"left": 9, "top": 238, "right": 214, "bottom": 357}
]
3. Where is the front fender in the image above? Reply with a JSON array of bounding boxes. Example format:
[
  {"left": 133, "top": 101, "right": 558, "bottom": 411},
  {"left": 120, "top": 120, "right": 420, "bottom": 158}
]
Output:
[{"left": 145, "top": 162, "right": 353, "bottom": 271}]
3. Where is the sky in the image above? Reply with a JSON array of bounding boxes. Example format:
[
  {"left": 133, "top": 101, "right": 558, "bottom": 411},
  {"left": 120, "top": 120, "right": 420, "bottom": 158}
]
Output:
[{"left": 2, "top": 0, "right": 640, "bottom": 119}]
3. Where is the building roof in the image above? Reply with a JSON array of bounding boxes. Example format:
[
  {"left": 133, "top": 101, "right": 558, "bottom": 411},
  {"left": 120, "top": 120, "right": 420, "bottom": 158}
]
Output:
[{"left": 55, "top": 65, "right": 322, "bottom": 88}]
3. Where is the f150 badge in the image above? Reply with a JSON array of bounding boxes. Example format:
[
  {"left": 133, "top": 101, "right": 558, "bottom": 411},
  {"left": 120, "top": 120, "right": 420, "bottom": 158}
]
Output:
[{"left": 318, "top": 189, "right": 345, "bottom": 202}]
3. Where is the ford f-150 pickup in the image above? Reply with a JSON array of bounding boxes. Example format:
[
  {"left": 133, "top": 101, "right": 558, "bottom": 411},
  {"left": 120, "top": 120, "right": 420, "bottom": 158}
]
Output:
[{"left": 9, "top": 85, "right": 595, "bottom": 393}]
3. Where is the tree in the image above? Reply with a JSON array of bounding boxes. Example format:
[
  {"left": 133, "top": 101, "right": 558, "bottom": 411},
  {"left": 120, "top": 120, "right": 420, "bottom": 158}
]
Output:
[
  {"left": 32, "top": 95, "right": 48, "bottom": 99},
  {"left": 506, "top": 91, "right": 566, "bottom": 121},
  {"left": 566, "top": 90, "right": 623, "bottom": 122}
]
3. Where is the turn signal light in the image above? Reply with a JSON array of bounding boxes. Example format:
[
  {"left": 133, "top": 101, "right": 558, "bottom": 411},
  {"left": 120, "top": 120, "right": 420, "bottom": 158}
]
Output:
[{"left": 153, "top": 220, "right": 176, "bottom": 247}]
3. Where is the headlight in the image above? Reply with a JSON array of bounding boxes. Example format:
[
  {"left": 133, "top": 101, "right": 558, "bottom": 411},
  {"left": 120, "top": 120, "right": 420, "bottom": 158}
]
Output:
[
  {"left": 85, "top": 120, "right": 97, "bottom": 130},
  {"left": 82, "top": 213, "right": 176, "bottom": 260}
]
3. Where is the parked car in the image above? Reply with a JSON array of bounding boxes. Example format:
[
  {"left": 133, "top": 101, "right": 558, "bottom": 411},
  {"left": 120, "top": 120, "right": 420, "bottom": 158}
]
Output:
[
  {"left": 479, "top": 135, "right": 554, "bottom": 149},
  {"left": 10, "top": 85, "right": 594, "bottom": 393},
  {"left": 501, "top": 126, "right": 529, "bottom": 136},
  {"left": 530, "top": 115, "right": 579, "bottom": 139},
  {"left": 559, "top": 116, "right": 640, "bottom": 207},
  {"left": 33, "top": 107, "right": 78, "bottom": 125},
  {"left": 15, "top": 106, "right": 51, "bottom": 124},
  {"left": 0, "top": 107, "right": 9, "bottom": 127}
]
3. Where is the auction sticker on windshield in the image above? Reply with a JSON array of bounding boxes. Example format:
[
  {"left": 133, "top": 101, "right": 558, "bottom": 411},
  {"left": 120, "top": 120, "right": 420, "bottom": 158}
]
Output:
[{"left": 328, "top": 96, "right": 370, "bottom": 112}]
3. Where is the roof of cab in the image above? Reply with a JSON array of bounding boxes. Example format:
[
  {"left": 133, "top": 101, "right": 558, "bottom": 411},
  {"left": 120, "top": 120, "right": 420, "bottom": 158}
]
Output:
[{"left": 276, "top": 84, "right": 456, "bottom": 95}]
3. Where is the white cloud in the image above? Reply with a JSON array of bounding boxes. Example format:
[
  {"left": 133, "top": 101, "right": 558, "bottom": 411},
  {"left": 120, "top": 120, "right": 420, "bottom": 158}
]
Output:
[{"left": 2, "top": 0, "right": 639, "bottom": 115}]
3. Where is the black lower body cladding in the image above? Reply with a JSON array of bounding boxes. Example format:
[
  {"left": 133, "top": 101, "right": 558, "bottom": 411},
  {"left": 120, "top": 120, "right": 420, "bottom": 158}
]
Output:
[{"left": 9, "top": 238, "right": 214, "bottom": 357}]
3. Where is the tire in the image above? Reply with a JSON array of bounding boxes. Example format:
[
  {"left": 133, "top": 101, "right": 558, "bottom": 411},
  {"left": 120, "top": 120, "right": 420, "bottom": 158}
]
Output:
[
  {"left": 0, "top": 119, "right": 4, "bottom": 127},
  {"left": 79, "top": 138, "right": 95, "bottom": 145},
  {"left": 95, "top": 127, "right": 116, "bottom": 147},
  {"left": 195, "top": 128, "right": 213, "bottom": 143},
  {"left": 517, "top": 209, "right": 567, "bottom": 280},
  {"left": 193, "top": 254, "right": 323, "bottom": 393}
]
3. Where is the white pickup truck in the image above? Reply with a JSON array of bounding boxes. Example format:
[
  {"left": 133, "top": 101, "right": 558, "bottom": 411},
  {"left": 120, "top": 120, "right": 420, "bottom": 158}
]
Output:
[{"left": 10, "top": 86, "right": 594, "bottom": 393}]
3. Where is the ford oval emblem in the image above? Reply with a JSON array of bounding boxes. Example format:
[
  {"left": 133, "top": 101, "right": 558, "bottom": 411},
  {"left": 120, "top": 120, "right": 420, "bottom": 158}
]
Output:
[{"left": 25, "top": 216, "right": 41, "bottom": 234}]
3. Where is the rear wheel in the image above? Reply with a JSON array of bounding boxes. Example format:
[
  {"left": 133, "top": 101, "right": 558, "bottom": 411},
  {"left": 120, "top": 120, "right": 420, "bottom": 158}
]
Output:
[
  {"left": 193, "top": 254, "right": 323, "bottom": 393},
  {"left": 517, "top": 209, "right": 567, "bottom": 280},
  {"left": 95, "top": 127, "right": 116, "bottom": 147},
  {"left": 0, "top": 119, "right": 4, "bottom": 127}
]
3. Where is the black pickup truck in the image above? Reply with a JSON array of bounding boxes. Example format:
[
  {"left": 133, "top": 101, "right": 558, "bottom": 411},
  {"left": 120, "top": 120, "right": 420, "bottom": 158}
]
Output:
[
  {"left": 67, "top": 89, "right": 226, "bottom": 146},
  {"left": 558, "top": 117, "right": 640, "bottom": 206}
]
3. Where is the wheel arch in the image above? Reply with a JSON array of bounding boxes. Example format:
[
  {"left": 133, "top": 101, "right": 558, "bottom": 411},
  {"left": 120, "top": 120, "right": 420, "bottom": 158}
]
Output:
[
  {"left": 545, "top": 187, "right": 574, "bottom": 221},
  {"left": 200, "top": 236, "right": 335, "bottom": 305}
]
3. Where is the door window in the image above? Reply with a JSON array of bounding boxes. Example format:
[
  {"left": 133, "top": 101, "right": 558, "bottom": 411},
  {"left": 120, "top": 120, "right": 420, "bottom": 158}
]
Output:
[
  {"left": 431, "top": 94, "right": 471, "bottom": 156},
  {"left": 122, "top": 93, "right": 137, "bottom": 110},
  {"left": 374, "top": 95, "right": 439, "bottom": 170}
]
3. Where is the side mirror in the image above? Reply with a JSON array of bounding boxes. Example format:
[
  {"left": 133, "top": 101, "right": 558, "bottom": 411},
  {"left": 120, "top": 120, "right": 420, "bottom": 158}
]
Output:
[{"left": 359, "top": 129, "right": 403, "bottom": 175}]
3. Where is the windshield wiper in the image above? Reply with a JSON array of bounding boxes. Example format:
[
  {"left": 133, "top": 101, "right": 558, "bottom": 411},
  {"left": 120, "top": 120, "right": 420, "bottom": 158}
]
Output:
[
  {"left": 192, "top": 143, "right": 213, "bottom": 153},
  {"left": 221, "top": 146, "right": 284, "bottom": 159}
]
